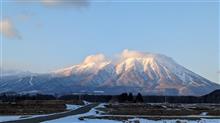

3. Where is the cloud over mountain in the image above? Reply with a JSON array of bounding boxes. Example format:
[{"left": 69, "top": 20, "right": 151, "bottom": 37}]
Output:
[
  {"left": 120, "top": 49, "right": 146, "bottom": 59},
  {"left": 83, "top": 54, "right": 108, "bottom": 64}
]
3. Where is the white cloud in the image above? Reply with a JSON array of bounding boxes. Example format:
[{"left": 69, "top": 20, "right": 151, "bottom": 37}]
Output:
[
  {"left": 120, "top": 49, "right": 146, "bottom": 59},
  {"left": 16, "top": 0, "right": 89, "bottom": 8},
  {"left": 0, "top": 18, "right": 21, "bottom": 39},
  {"left": 41, "top": 0, "right": 64, "bottom": 6},
  {"left": 41, "top": 0, "right": 89, "bottom": 7},
  {"left": 83, "top": 54, "right": 108, "bottom": 64}
]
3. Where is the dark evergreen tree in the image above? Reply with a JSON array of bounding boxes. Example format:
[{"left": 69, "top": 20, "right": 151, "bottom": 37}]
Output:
[
  {"left": 135, "top": 93, "right": 144, "bottom": 103},
  {"left": 118, "top": 93, "right": 128, "bottom": 103},
  {"left": 128, "top": 93, "right": 133, "bottom": 102}
]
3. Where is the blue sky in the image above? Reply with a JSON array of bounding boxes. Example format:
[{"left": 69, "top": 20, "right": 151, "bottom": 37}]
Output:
[{"left": 1, "top": 0, "right": 219, "bottom": 83}]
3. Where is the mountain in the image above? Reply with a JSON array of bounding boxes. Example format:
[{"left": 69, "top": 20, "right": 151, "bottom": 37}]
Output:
[
  {"left": 0, "top": 50, "right": 219, "bottom": 96},
  {"left": 0, "top": 68, "right": 34, "bottom": 77},
  {"left": 201, "top": 89, "right": 220, "bottom": 103}
]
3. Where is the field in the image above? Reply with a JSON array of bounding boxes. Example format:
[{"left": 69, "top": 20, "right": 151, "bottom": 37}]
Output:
[
  {"left": 100, "top": 103, "right": 220, "bottom": 116},
  {"left": 0, "top": 100, "right": 83, "bottom": 115},
  {"left": 80, "top": 103, "right": 220, "bottom": 121},
  {"left": 0, "top": 102, "right": 220, "bottom": 123}
]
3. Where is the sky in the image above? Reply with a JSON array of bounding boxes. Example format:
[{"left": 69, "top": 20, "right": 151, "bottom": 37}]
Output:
[{"left": 0, "top": 0, "right": 219, "bottom": 83}]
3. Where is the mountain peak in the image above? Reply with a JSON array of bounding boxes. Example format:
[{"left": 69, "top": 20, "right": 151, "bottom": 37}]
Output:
[
  {"left": 54, "top": 50, "right": 184, "bottom": 79},
  {"left": 54, "top": 53, "right": 111, "bottom": 76}
]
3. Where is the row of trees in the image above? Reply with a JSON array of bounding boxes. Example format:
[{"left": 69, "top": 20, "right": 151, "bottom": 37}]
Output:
[
  {"left": 2, "top": 90, "right": 219, "bottom": 103},
  {"left": 118, "top": 93, "right": 144, "bottom": 103},
  {"left": 0, "top": 92, "right": 144, "bottom": 103},
  {"left": 0, "top": 94, "right": 56, "bottom": 102}
]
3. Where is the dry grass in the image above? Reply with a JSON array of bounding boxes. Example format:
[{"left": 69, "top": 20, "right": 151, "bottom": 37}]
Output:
[
  {"left": 0, "top": 100, "right": 84, "bottom": 115},
  {"left": 99, "top": 103, "right": 220, "bottom": 116}
]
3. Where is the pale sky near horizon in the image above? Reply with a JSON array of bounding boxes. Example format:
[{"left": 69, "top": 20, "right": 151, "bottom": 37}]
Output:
[{"left": 0, "top": 0, "right": 219, "bottom": 83}]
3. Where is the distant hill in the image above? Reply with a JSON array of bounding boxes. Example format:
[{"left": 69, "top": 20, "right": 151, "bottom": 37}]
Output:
[
  {"left": 201, "top": 89, "right": 220, "bottom": 103},
  {"left": 203, "top": 89, "right": 220, "bottom": 96}
]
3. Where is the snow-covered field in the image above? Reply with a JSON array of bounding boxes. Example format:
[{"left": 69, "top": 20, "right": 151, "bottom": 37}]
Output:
[
  {"left": 43, "top": 117, "right": 220, "bottom": 123},
  {"left": 1, "top": 115, "right": 219, "bottom": 123},
  {"left": 43, "top": 116, "right": 220, "bottom": 123},
  {"left": 43, "top": 104, "right": 220, "bottom": 123},
  {"left": 128, "top": 118, "right": 220, "bottom": 123}
]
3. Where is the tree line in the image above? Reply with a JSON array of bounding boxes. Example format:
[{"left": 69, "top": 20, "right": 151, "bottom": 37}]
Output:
[{"left": 0, "top": 89, "right": 219, "bottom": 103}]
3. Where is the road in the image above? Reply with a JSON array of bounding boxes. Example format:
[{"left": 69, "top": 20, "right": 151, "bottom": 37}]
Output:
[{"left": 2, "top": 103, "right": 99, "bottom": 123}]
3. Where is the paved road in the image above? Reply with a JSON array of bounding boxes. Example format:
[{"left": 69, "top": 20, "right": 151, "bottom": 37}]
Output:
[{"left": 2, "top": 103, "right": 99, "bottom": 123}]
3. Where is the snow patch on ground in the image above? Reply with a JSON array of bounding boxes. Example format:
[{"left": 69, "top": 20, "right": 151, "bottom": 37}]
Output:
[
  {"left": 128, "top": 118, "right": 220, "bottom": 123},
  {"left": 66, "top": 104, "right": 82, "bottom": 111},
  {"left": 43, "top": 103, "right": 109, "bottom": 123},
  {"left": 0, "top": 115, "right": 44, "bottom": 122},
  {"left": 43, "top": 117, "right": 220, "bottom": 123},
  {"left": 82, "top": 103, "right": 106, "bottom": 116},
  {"left": 43, "top": 117, "right": 120, "bottom": 123},
  {"left": 0, "top": 116, "right": 21, "bottom": 122},
  {"left": 200, "top": 112, "right": 208, "bottom": 116},
  {"left": 83, "top": 100, "right": 91, "bottom": 105}
]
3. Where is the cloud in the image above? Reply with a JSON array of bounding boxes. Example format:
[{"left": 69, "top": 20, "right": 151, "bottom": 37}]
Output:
[
  {"left": 83, "top": 54, "right": 108, "bottom": 64},
  {"left": 16, "top": 0, "right": 89, "bottom": 8},
  {"left": 120, "top": 49, "right": 146, "bottom": 59},
  {"left": 0, "top": 18, "right": 21, "bottom": 39},
  {"left": 41, "top": 0, "right": 89, "bottom": 7},
  {"left": 82, "top": 50, "right": 149, "bottom": 65}
]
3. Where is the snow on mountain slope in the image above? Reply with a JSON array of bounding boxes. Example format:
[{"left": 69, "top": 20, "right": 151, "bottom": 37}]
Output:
[
  {"left": 1, "top": 50, "right": 219, "bottom": 95},
  {"left": 50, "top": 50, "right": 219, "bottom": 95},
  {"left": 55, "top": 54, "right": 112, "bottom": 76}
]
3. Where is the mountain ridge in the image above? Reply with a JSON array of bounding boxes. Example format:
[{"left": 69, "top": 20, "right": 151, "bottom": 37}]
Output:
[{"left": 1, "top": 50, "right": 219, "bottom": 96}]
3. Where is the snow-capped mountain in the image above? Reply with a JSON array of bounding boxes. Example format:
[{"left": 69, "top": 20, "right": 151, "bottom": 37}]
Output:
[
  {"left": 0, "top": 50, "right": 219, "bottom": 96},
  {"left": 0, "top": 68, "right": 34, "bottom": 77}
]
